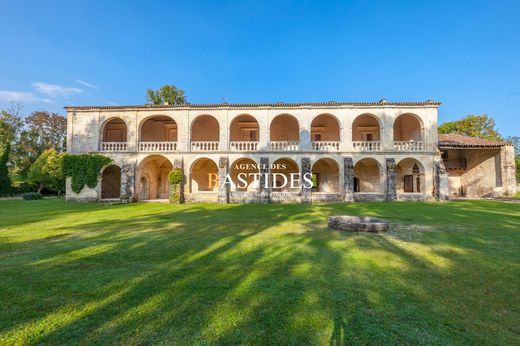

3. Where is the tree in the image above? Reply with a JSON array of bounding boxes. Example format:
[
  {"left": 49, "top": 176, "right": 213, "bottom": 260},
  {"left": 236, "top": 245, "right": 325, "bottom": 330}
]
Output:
[
  {"left": 9, "top": 111, "right": 66, "bottom": 190},
  {"left": 27, "top": 149, "right": 65, "bottom": 195},
  {"left": 146, "top": 84, "right": 187, "bottom": 106},
  {"left": 438, "top": 114, "right": 502, "bottom": 140},
  {"left": 0, "top": 110, "right": 23, "bottom": 145},
  {"left": 0, "top": 143, "right": 12, "bottom": 196}
]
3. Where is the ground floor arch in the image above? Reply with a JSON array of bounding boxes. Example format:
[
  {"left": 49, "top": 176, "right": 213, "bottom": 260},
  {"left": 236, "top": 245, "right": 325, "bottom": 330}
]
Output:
[
  {"left": 396, "top": 158, "right": 425, "bottom": 193},
  {"left": 271, "top": 157, "right": 299, "bottom": 192},
  {"left": 101, "top": 164, "right": 121, "bottom": 199},
  {"left": 311, "top": 158, "right": 340, "bottom": 192},
  {"left": 137, "top": 155, "right": 173, "bottom": 200},
  {"left": 230, "top": 158, "right": 260, "bottom": 191},
  {"left": 190, "top": 157, "right": 219, "bottom": 192},
  {"left": 354, "top": 158, "right": 383, "bottom": 192}
]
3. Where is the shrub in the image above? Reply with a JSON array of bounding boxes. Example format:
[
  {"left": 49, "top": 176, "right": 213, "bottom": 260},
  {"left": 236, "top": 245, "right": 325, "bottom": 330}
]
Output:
[
  {"left": 22, "top": 192, "right": 43, "bottom": 200},
  {"left": 168, "top": 168, "right": 184, "bottom": 204}
]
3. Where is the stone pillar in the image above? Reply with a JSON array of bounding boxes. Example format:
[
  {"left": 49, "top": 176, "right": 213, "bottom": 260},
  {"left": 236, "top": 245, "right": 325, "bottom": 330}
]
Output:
[
  {"left": 502, "top": 145, "right": 517, "bottom": 196},
  {"left": 386, "top": 158, "right": 397, "bottom": 201},
  {"left": 173, "top": 158, "right": 185, "bottom": 203},
  {"left": 218, "top": 157, "right": 229, "bottom": 203},
  {"left": 260, "top": 157, "right": 270, "bottom": 203},
  {"left": 301, "top": 157, "right": 311, "bottom": 203},
  {"left": 120, "top": 162, "right": 136, "bottom": 201},
  {"left": 434, "top": 159, "right": 449, "bottom": 201},
  {"left": 343, "top": 157, "right": 354, "bottom": 202}
]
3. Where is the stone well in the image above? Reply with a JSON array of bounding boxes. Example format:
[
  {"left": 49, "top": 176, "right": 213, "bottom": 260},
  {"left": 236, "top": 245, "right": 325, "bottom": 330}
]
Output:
[{"left": 328, "top": 215, "right": 389, "bottom": 232}]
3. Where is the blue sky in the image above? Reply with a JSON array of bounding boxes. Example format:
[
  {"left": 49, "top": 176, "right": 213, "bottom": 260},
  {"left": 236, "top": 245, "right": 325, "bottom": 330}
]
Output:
[{"left": 0, "top": 0, "right": 519, "bottom": 136}]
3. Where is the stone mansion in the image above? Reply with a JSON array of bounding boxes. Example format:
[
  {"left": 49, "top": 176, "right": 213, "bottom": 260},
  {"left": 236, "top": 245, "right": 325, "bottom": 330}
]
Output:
[{"left": 65, "top": 101, "right": 516, "bottom": 203}]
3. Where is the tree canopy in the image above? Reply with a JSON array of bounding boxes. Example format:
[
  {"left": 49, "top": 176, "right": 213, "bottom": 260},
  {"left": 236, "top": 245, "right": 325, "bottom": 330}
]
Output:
[
  {"left": 438, "top": 114, "right": 502, "bottom": 140},
  {"left": 28, "top": 149, "right": 65, "bottom": 194},
  {"left": 146, "top": 84, "right": 187, "bottom": 106}
]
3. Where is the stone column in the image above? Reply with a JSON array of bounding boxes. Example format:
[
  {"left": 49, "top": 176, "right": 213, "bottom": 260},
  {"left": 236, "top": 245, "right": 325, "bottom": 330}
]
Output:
[
  {"left": 260, "top": 157, "right": 270, "bottom": 203},
  {"left": 434, "top": 159, "right": 449, "bottom": 201},
  {"left": 218, "top": 156, "right": 229, "bottom": 203},
  {"left": 120, "top": 162, "right": 136, "bottom": 201},
  {"left": 343, "top": 157, "right": 354, "bottom": 202},
  {"left": 173, "top": 158, "right": 185, "bottom": 203},
  {"left": 301, "top": 157, "right": 311, "bottom": 203},
  {"left": 502, "top": 145, "right": 517, "bottom": 196},
  {"left": 386, "top": 158, "right": 397, "bottom": 201}
]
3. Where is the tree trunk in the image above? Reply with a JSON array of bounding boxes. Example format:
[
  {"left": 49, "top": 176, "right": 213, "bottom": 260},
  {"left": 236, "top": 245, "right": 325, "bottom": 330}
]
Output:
[{"left": 37, "top": 184, "right": 43, "bottom": 194}]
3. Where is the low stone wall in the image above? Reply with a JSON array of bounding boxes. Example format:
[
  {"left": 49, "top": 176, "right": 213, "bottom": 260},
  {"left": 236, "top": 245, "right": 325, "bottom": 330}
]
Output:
[
  {"left": 270, "top": 192, "right": 301, "bottom": 203},
  {"left": 184, "top": 192, "right": 219, "bottom": 203},
  {"left": 353, "top": 193, "right": 385, "bottom": 202},
  {"left": 397, "top": 193, "right": 428, "bottom": 201},
  {"left": 311, "top": 193, "right": 343, "bottom": 203},
  {"left": 229, "top": 191, "right": 264, "bottom": 203}
]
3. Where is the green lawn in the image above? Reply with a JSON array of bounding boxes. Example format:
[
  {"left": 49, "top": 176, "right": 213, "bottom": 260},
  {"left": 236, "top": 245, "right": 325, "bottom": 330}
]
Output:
[{"left": 1, "top": 199, "right": 519, "bottom": 345}]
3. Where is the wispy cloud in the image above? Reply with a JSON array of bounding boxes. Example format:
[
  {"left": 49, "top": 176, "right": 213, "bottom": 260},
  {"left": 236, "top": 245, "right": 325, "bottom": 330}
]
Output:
[
  {"left": 0, "top": 90, "right": 53, "bottom": 104},
  {"left": 32, "top": 82, "right": 83, "bottom": 98},
  {"left": 76, "top": 79, "right": 99, "bottom": 89}
]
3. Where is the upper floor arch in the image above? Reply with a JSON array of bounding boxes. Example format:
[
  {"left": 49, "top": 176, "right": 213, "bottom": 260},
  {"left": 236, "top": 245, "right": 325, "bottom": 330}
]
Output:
[
  {"left": 139, "top": 115, "right": 177, "bottom": 142},
  {"left": 191, "top": 114, "right": 220, "bottom": 141},
  {"left": 393, "top": 113, "right": 424, "bottom": 141},
  {"left": 101, "top": 117, "right": 128, "bottom": 142},
  {"left": 352, "top": 113, "right": 382, "bottom": 142},
  {"left": 270, "top": 113, "right": 300, "bottom": 142},
  {"left": 310, "top": 113, "right": 340, "bottom": 142}
]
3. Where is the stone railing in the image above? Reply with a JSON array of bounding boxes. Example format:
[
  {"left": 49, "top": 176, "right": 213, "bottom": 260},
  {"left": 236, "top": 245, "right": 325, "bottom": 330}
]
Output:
[
  {"left": 139, "top": 141, "right": 177, "bottom": 152},
  {"left": 352, "top": 141, "right": 382, "bottom": 151},
  {"left": 230, "top": 141, "right": 259, "bottom": 151},
  {"left": 393, "top": 141, "right": 424, "bottom": 151},
  {"left": 99, "top": 142, "right": 127, "bottom": 152},
  {"left": 191, "top": 141, "right": 219, "bottom": 152},
  {"left": 269, "top": 141, "right": 300, "bottom": 151},
  {"left": 311, "top": 141, "right": 340, "bottom": 151}
]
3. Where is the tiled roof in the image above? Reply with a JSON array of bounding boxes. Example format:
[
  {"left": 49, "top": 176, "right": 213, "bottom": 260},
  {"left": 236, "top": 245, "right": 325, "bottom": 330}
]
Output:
[
  {"left": 65, "top": 100, "right": 441, "bottom": 111},
  {"left": 438, "top": 134, "right": 507, "bottom": 148}
]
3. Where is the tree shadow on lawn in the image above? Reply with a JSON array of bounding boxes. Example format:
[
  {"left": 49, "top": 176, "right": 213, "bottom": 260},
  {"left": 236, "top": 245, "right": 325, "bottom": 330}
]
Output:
[{"left": 1, "top": 201, "right": 519, "bottom": 345}]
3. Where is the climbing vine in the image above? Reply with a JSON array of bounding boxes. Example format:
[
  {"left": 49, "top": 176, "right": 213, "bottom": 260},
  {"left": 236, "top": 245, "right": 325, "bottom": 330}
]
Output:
[
  {"left": 168, "top": 168, "right": 184, "bottom": 204},
  {"left": 63, "top": 154, "right": 112, "bottom": 193}
]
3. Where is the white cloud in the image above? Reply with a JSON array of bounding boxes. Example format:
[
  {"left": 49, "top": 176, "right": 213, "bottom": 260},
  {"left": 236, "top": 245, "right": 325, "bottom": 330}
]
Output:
[
  {"left": 32, "top": 82, "right": 83, "bottom": 98},
  {"left": 0, "top": 90, "right": 40, "bottom": 103},
  {"left": 76, "top": 79, "right": 98, "bottom": 89}
]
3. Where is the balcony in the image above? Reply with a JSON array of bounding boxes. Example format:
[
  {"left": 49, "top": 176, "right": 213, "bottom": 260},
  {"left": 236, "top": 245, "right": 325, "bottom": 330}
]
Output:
[
  {"left": 100, "top": 142, "right": 127, "bottom": 152},
  {"left": 230, "top": 141, "right": 259, "bottom": 151},
  {"left": 352, "top": 141, "right": 382, "bottom": 151},
  {"left": 191, "top": 141, "right": 219, "bottom": 152},
  {"left": 139, "top": 141, "right": 177, "bottom": 152},
  {"left": 269, "top": 141, "right": 300, "bottom": 151},
  {"left": 312, "top": 141, "right": 340, "bottom": 151},
  {"left": 393, "top": 141, "right": 424, "bottom": 151}
]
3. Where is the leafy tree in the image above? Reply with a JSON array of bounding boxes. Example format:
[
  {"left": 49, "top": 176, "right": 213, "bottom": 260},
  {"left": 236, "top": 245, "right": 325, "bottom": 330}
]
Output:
[
  {"left": 0, "top": 143, "right": 12, "bottom": 196},
  {"left": 0, "top": 110, "right": 23, "bottom": 145},
  {"left": 146, "top": 85, "right": 187, "bottom": 106},
  {"left": 438, "top": 114, "right": 502, "bottom": 140},
  {"left": 28, "top": 149, "right": 65, "bottom": 195},
  {"left": 9, "top": 111, "right": 66, "bottom": 190}
]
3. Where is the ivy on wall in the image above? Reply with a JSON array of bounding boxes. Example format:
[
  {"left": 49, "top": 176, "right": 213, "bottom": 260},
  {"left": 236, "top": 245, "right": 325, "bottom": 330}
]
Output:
[{"left": 63, "top": 154, "right": 112, "bottom": 193}]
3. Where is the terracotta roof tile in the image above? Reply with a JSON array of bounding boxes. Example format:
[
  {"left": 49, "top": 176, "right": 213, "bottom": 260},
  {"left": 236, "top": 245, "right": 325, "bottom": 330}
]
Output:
[
  {"left": 65, "top": 100, "right": 441, "bottom": 111},
  {"left": 438, "top": 134, "right": 507, "bottom": 148}
]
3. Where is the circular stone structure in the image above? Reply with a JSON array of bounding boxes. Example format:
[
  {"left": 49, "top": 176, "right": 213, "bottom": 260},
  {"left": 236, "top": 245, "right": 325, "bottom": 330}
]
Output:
[{"left": 328, "top": 215, "right": 389, "bottom": 232}]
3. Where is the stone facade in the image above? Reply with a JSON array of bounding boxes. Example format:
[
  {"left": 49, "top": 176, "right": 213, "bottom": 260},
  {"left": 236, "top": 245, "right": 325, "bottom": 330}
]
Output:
[{"left": 64, "top": 101, "right": 516, "bottom": 203}]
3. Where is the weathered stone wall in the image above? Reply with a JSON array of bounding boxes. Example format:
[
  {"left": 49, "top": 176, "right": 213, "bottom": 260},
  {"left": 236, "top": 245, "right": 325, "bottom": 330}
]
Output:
[{"left": 65, "top": 177, "right": 99, "bottom": 202}]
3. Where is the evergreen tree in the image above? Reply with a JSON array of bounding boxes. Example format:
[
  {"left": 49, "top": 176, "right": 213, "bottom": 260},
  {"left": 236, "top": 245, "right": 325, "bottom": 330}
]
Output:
[{"left": 0, "top": 143, "right": 12, "bottom": 196}]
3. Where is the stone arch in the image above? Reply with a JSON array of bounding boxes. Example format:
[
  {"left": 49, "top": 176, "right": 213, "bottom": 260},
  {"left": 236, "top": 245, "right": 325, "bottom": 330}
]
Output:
[
  {"left": 311, "top": 158, "right": 340, "bottom": 192},
  {"left": 353, "top": 158, "right": 383, "bottom": 192},
  {"left": 352, "top": 113, "right": 381, "bottom": 141},
  {"left": 101, "top": 117, "right": 127, "bottom": 142},
  {"left": 229, "top": 158, "right": 260, "bottom": 191},
  {"left": 271, "top": 157, "right": 299, "bottom": 192},
  {"left": 311, "top": 114, "right": 340, "bottom": 141},
  {"left": 229, "top": 114, "right": 260, "bottom": 142},
  {"left": 191, "top": 115, "right": 220, "bottom": 141},
  {"left": 139, "top": 115, "right": 177, "bottom": 141},
  {"left": 270, "top": 114, "right": 299, "bottom": 141},
  {"left": 101, "top": 164, "right": 121, "bottom": 199},
  {"left": 137, "top": 155, "right": 173, "bottom": 200},
  {"left": 396, "top": 158, "right": 425, "bottom": 193},
  {"left": 190, "top": 157, "right": 219, "bottom": 192},
  {"left": 393, "top": 113, "right": 423, "bottom": 141}
]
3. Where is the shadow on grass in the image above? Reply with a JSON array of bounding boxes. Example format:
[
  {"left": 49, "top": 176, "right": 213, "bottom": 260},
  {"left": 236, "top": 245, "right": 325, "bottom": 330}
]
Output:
[{"left": 0, "top": 200, "right": 519, "bottom": 344}]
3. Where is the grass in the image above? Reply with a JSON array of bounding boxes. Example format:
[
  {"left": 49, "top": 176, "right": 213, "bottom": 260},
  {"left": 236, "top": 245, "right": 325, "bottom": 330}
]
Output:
[{"left": 0, "top": 199, "right": 519, "bottom": 345}]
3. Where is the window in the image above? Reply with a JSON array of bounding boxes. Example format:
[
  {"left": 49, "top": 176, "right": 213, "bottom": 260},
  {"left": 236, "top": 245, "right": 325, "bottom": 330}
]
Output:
[
  {"left": 366, "top": 133, "right": 374, "bottom": 141},
  {"left": 312, "top": 173, "right": 319, "bottom": 189},
  {"left": 241, "top": 129, "right": 258, "bottom": 141},
  {"left": 313, "top": 133, "right": 322, "bottom": 141}
]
